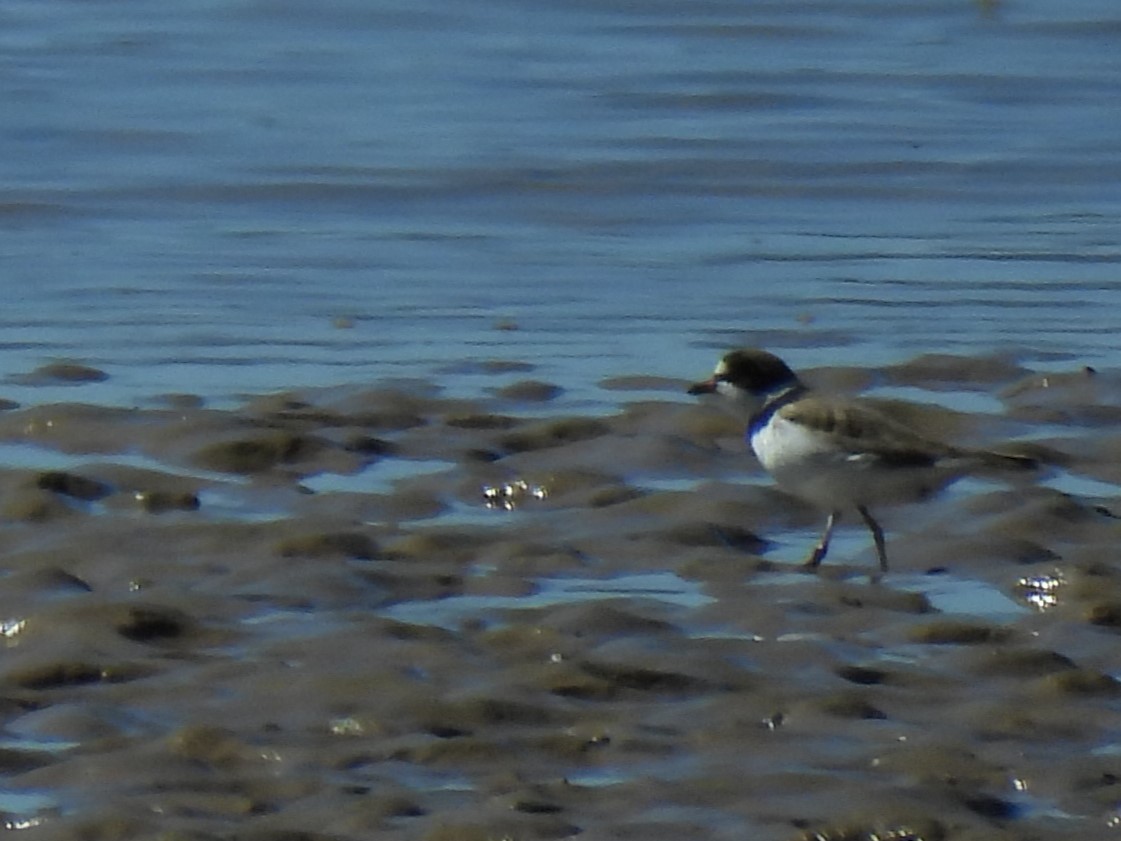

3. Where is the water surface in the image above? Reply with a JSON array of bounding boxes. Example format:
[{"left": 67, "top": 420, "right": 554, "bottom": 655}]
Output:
[{"left": 2, "top": 0, "right": 1119, "bottom": 411}]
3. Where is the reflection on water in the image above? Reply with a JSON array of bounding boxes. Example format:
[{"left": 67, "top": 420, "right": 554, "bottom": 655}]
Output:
[
  {"left": 755, "top": 567, "right": 1028, "bottom": 620},
  {"left": 1017, "top": 571, "right": 1064, "bottom": 612},
  {"left": 896, "top": 573, "right": 1028, "bottom": 619},
  {"left": 0, "top": 737, "right": 78, "bottom": 756},
  {"left": 302, "top": 458, "right": 457, "bottom": 496},
  {"left": 381, "top": 571, "right": 713, "bottom": 630},
  {"left": 0, "top": 790, "right": 56, "bottom": 824}
]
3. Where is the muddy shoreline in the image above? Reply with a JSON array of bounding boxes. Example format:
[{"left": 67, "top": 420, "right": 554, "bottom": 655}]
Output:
[{"left": 0, "top": 354, "right": 1119, "bottom": 839}]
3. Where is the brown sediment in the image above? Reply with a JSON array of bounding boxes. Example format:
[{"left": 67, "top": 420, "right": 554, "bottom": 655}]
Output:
[
  {"left": 493, "top": 379, "right": 564, "bottom": 401},
  {"left": 274, "top": 531, "right": 379, "bottom": 560},
  {"left": 0, "top": 355, "right": 1118, "bottom": 839},
  {"left": 12, "top": 361, "right": 110, "bottom": 385},
  {"left": 883, "top": 352, "right": 1028, "bottom": 388},
  {"left": 498, "top": 416, "right": 613, "bottom": 453}
]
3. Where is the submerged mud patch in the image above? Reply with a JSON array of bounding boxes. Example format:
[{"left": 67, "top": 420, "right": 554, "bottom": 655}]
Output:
[{"left": 0, "top": 356, "right": 1115, "bottom": 838}]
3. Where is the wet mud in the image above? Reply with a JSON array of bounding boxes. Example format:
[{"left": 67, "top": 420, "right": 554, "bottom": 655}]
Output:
[{"left": 0, "top": 355, "right": 1119, "bottom": 839}]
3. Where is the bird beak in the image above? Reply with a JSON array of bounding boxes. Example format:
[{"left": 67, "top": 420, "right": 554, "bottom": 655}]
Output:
[{"left": 687, "top": 378, "right": 718, "bottom": 395}]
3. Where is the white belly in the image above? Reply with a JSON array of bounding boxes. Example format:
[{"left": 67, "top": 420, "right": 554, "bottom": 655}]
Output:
[{"left": 750, "top": 414, "right": 955, "bottom": 512}]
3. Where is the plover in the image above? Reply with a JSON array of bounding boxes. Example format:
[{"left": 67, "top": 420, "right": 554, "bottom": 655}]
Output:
[{"left": 689, "top": 348, "right": 1033, "bottom": 572}]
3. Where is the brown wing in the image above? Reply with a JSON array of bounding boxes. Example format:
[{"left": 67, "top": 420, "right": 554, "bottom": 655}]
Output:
[{"left": 777, "top": 396, "right": 958, "bottom": 467}]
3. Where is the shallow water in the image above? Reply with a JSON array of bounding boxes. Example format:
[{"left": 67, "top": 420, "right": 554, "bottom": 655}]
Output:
[
  {"left": 381, "top": 571, "right": 714, "bottom": 631},
  {"left": 4, "top": 1, "right": 1121, "bottom": 839},
  {"left": 4, "top": 0, "right": 1121, "bottom": 412}
]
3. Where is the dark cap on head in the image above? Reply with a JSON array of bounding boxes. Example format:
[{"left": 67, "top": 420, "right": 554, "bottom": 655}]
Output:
[{"left": 688, "top": 348, "right": 799, "bottom": 396}]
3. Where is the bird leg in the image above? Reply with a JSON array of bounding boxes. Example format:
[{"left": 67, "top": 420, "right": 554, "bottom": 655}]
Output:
[
  {"left": 805, "top": 511, "right": 839, "bottom": 568},
  {"left": 857, "top": 505, "right": 888, "bottom": 572}
]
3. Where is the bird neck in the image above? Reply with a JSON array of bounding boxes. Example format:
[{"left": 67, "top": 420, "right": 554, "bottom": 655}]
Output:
[{"left": 747, "top": 381, "right": 806, "bottom": 441}]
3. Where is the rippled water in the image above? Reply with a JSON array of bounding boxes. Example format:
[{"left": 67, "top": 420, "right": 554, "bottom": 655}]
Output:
[{"left": 3, "top": 0, "right": 1120, "bottom": 410}]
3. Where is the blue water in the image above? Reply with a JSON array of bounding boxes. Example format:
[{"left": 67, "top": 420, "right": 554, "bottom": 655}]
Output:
[{"left": 3, "top": 0, "right": 1121, "bottom": 409}]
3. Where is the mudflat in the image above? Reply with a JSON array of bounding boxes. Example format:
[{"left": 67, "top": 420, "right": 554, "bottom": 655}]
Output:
[{"left": 0, "top": 355, "right": 1118, "bottom": 840}]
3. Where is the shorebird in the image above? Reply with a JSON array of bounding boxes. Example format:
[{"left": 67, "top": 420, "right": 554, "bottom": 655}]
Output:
[{"left": 689, "top": 349, "right": 1034, "bottom": 572}]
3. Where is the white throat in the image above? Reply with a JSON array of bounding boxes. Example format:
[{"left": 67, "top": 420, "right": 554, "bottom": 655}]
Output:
[{"left": 714, "top": 380, "right": 767, "bottom": 417}]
